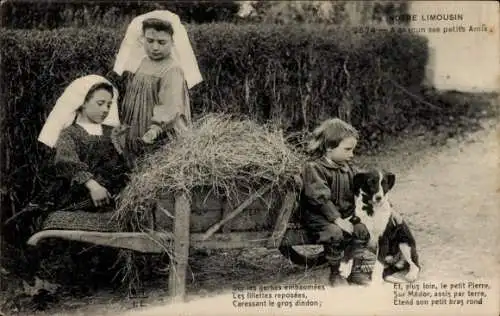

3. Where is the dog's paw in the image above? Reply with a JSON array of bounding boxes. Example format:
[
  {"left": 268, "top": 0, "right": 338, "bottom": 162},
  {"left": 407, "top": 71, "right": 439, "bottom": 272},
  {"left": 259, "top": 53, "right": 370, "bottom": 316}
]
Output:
[
  {"left": 370, "top": 279, "right": 385, "bottom": 287},
  {"left": 369, "top": 276, "right": 386, "bottom": 289},
  {"left": 370, "top": 271, "right": 386, "bottom": 286},
  {"left": 405, "top": 267, "right": 420, "bottom": 282},
  {"left": 339, "top": 259, "right": 353, "bottom": 279},
  {"left": 384, "top": 274, "right": 407, "bottom": 284}
]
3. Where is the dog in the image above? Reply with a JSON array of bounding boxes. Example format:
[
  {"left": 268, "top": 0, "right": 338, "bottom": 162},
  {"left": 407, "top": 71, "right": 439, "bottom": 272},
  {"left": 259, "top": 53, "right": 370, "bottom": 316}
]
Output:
[{"left": 352, "top": 169, "right": 420, "bottom": 284}]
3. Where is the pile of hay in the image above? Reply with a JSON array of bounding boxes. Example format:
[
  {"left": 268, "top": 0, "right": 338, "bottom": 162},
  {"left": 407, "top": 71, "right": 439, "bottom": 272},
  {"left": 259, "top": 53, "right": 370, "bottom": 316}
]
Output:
[{"left": 115, "top": 113, "right": 307, "bottom": 232}]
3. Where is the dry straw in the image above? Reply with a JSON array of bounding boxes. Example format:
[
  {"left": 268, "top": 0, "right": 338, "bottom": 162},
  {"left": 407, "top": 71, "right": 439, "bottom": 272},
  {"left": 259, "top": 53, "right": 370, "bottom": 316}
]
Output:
[{"left": 115, "top": 113, "right": 307, "bottom": 232}]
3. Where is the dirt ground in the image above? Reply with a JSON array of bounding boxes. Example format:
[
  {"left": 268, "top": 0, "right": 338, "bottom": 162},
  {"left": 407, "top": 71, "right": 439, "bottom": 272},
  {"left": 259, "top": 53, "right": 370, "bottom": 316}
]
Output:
[{"left": 1, "top": 117, "right": 499, "bottom": 316}]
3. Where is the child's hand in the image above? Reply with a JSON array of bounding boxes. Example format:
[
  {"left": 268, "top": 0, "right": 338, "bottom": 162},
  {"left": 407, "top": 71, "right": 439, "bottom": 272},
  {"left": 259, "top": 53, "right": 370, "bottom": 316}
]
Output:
[
  {"left": 85, "top": 179, "right": 111, "bottom": 207},
  {"left": 142, "top": 129, "right": 156, "bottom": 144},
  {"left": 142, "top": 126, "right": 162, "bottom": 144},
  {"left": 334, "top": 218, "right": 354, "bottom": 234}
]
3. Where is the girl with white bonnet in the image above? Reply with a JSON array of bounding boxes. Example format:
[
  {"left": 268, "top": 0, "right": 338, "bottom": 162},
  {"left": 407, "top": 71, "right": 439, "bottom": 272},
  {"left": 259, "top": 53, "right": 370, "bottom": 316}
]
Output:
[
  {"left": 4, "top": 75, "right": 132, "bottom": 295},
  {"left": 110, "top": 10, "right": 203, "bottom": 153},
  {"left": 36, "top": 74, "right": 130, "bottom": 210}
]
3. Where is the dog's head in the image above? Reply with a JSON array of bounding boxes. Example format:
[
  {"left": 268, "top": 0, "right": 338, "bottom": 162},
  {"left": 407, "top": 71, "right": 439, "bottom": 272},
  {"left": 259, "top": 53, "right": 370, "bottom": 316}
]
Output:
[{"left": 353, "top": 170, "right": 395, "bottom": 204}]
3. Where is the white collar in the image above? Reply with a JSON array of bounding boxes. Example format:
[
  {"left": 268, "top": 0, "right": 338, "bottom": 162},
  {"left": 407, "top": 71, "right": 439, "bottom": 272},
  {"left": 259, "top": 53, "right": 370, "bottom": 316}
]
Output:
[{"left": 76, "top": 115, "right": 103, "bottom": 136}]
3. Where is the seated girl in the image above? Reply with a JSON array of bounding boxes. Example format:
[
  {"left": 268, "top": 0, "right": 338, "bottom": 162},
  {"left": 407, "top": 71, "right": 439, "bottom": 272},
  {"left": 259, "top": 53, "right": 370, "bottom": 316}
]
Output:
[
  {"left": 2, "top": 75, "right": 131, "bottom": 303},
  {"left": 36, "top": 74, "right": 131, "bottom": 212}
]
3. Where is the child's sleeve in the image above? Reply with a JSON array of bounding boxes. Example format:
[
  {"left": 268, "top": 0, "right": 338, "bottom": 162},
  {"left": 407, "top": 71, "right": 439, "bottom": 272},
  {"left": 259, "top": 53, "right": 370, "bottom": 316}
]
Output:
[
  {"left": 302, "top": 162, "right": 341, "bottom": 222},
  {"left": 54, "top": 130, "right": 94, "bottom": 187},
  {"left": 154, "top": 66, "right": 188, "bottom": 131}
]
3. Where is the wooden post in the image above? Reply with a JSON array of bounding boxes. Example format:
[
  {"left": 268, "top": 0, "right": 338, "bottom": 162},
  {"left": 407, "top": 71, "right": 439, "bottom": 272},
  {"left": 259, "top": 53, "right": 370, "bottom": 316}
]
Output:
[
  {"left": 221, "top": 198, "right": 231, "bottom": 233},
  {"left": 267, "top": 191, "right": 297, "bottom": 248},
  {"left": 0, "top": 201, "right": 3, "bottom": 291},
  {"left": 168, "top": 192, "right": 191, "bottom": 302}
]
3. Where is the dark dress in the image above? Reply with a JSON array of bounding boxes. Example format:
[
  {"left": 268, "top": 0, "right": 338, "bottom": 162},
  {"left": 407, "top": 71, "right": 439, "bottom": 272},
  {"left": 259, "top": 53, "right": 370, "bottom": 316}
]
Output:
[{"left": 36, "top": 124, "right": 130, "bottom": 212}]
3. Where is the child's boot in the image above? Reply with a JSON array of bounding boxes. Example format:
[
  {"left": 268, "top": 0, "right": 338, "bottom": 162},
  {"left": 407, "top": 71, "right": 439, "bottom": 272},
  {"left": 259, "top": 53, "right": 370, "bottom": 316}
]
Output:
[
  {"left": 347, "top": 245, "right": 374, "bottom": 286},
  {"left": 329, "top": 263, "right": 348, "bottom": 287},
  {"left": 324, "top": 244, "right": 347, "bottom": 287}
]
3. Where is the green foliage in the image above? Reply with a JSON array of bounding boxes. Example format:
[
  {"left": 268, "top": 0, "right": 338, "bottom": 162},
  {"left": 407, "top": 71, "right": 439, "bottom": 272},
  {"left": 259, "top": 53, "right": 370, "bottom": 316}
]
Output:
[
  {"left": 0, "top": 23, "right": 428, "bottom": 220},
  {"left": 1, "top": 1, "right": 410, "bottom": 29},
  {"left": 0, "top": 0, "right": 240, "bottom": 29},
  {"left": 241, "top": 1, "right": 411, "bottom": 25},
  {"left": 187, "top": 23, "right": 427, "bottom": 129}
]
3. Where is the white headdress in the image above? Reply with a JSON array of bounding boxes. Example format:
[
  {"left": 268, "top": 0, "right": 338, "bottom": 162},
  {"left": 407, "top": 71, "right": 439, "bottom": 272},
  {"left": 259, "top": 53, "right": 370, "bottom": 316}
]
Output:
[
  {"left": 113, "top": 10, "right": 203, "bottom": 89},
  {"left": 38, "top": 75, "right": 120, "bottom": 148}
]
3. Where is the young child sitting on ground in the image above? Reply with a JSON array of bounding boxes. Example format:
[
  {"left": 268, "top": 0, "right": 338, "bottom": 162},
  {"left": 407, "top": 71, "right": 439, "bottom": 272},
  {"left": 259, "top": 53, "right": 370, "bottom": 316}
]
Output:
[{"left": 300, "top": 118, "right": 373, "bottom": 286}]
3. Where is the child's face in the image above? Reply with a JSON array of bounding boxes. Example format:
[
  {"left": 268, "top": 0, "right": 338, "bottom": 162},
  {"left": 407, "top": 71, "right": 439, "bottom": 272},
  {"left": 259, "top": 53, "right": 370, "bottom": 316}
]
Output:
[
  {"left": 325, "top": 136, "right": 357, "bottom": 163},
  {"left": 80, "top": 89, "right": 113, "bottom": 124},
  {"left": 143, "top": 28, "right": 173, "bottom": 61}
]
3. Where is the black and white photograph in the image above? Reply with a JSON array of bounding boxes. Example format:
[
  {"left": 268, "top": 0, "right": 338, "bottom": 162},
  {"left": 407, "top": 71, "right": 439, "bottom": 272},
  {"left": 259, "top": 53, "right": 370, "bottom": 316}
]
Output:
[{"left": 0, "top": 1, "right": 498, "bottom": 315}]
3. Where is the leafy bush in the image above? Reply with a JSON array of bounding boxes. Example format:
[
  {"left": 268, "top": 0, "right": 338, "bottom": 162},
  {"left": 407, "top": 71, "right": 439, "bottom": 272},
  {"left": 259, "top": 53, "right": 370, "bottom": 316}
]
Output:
[
  {"left": 0, "top": 0, "right": 240, "bottom": 29},
  {"left": 188, "top": 23, "right": 428, "bottom": 129},
  {"left": 240, "top": 1, "right": 410, "bottom": 25},
  {"left": 0, "top": 1, "right": 409, "bottom": 29}
]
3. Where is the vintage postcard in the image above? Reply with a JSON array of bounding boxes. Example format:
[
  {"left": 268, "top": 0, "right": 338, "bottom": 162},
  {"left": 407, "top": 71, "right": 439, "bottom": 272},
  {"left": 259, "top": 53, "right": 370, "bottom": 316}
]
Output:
[{"left": 0, "top": 1, "right": 498, "bottom": 316}]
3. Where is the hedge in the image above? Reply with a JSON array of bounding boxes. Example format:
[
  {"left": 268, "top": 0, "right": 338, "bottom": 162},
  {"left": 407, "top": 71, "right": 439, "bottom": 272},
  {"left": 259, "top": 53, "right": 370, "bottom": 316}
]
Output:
[
  {"left": 0, "top": 23, "right": 429, "bottom": 220},
  {"left": 188, "top": 23, "right": 428, "bottom": 128},
  {"left": 245, "top": 1, "right": 411, "bottom": 25},
  {"left": 0, "top": 1, "right": 240, "bottom": 29}
]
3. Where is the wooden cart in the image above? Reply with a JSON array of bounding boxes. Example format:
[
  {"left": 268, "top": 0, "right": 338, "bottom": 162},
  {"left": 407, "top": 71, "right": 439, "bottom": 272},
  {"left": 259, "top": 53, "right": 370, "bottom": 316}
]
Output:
[{"left": 27, "top": 179, "right": 327, "bottom": 302}]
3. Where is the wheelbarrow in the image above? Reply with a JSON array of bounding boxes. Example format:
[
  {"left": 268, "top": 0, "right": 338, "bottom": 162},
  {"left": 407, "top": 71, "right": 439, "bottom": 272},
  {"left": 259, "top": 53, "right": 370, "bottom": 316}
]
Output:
[{"left": 26, "top": 176, "right": 328, "bottom": 302}]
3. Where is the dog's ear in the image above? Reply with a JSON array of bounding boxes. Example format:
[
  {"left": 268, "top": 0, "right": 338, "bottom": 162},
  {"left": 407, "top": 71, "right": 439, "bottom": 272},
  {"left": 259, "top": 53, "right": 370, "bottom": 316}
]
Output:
[
  {"left": 353, "top": 172, "right": 367, "bottom": 195},
  {"left": 384, "top": 172, "right": 396, "bottom": 191}
]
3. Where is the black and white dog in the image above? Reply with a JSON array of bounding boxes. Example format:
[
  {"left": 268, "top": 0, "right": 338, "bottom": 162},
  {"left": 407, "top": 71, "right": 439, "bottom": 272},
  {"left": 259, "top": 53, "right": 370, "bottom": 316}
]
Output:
[{"left": 352, "top": 170, "right": 420, "bottom": 284}]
